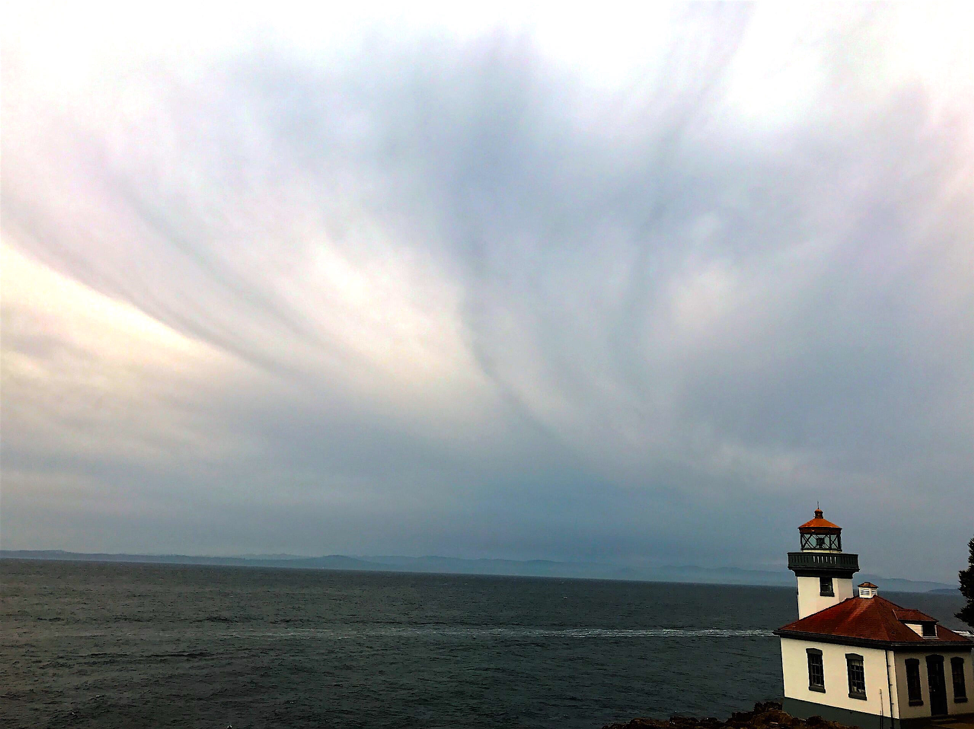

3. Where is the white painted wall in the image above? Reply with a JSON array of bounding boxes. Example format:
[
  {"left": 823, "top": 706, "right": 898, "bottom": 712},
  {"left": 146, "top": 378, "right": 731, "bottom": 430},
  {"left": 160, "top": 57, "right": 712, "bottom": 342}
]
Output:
[
  {"left": 796, "top": 576, "right": 854, "bottom": 619},
  {"left": 780, "top": 638, "right": 896, "bottom": 719},
  {"left": 892, "top": 650, "right": 974, "bottom": 720}
]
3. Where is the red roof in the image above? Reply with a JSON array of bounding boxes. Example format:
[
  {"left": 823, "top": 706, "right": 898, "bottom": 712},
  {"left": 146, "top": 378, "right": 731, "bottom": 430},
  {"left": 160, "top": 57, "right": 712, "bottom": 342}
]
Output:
[
  {"left": 776, "top": 596, "right": 972, "bottom": 646},
  {"left": 858, "top": 582, "right": 878, "bottom": 589},
  {"left": 799, "top": 508, "right": 841, "bottom": 532},
  {"left": 893, "top": 608, "right": 937, "bottom": 623}
]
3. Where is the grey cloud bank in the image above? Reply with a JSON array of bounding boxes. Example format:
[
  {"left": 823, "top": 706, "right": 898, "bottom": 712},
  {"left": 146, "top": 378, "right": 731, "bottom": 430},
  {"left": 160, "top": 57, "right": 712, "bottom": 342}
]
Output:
[{"left": 2, "top": 4, "right": 972, "bottom": 582}]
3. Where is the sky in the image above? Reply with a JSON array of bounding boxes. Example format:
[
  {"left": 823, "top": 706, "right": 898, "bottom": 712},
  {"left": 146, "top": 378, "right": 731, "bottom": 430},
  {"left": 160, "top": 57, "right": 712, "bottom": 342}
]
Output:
[{"left": 2, "top": 2, "right": 972, "bottom": 583}]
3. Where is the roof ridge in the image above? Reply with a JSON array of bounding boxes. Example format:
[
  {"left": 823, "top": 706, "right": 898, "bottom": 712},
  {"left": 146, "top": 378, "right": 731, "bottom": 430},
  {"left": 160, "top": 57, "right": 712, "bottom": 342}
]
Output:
[{"left": 872, "top": 595, "right": 905, "bottom": 609}]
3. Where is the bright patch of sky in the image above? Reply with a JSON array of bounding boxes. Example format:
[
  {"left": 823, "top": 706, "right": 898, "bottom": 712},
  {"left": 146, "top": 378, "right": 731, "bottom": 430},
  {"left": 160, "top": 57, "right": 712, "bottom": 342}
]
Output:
[{"left": 2, "top": 2, "right": 972, "bottom": 581}]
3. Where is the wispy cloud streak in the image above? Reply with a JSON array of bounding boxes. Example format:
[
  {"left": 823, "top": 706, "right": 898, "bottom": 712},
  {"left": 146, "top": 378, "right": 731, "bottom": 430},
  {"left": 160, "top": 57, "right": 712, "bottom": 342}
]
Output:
[{"left": 2, "top": 3, "right": 972, "bottom": 579}]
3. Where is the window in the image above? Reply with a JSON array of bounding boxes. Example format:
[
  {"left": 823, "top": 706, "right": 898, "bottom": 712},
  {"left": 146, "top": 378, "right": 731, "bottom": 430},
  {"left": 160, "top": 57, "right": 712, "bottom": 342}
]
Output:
[
  {"left": 800, "top": 533, "right": 842, "bottom": 551},
  {"left": 847, "top": 654, "right": 866, "bottom": 699},
  {"left": 906, "top": 658, "right": 923, "bottom": 705},
  {"left": 922, "top": 623, "right": 936, "bottom": 638},
  {"left": 953, "top": 657, "right": 969, "bottom": 702},
  {"left": 807, "top": 649, "right": 825, "bottom": 692},
  {"left": 820, "top": 577, "right": 834, "bottom": 597}
]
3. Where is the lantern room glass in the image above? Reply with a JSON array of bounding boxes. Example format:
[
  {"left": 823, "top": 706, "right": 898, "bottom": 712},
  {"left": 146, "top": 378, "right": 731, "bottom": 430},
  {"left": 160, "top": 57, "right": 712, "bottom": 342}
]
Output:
[{"left": 800, "top": 531, "right": 842, "bottom": 551}]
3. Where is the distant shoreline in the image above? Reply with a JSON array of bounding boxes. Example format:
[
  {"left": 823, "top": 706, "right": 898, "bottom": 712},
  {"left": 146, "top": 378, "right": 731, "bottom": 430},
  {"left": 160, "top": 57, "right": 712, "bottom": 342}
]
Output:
[{"left": 1, "top": 550, "right": 958, "bottom": 594}]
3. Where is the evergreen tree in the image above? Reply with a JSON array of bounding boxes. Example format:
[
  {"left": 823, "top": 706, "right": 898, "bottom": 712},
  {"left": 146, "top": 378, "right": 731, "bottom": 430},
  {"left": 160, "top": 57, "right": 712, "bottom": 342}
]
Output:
[{"left": 958, "top": 535, "right": 974, "bottom": 629}]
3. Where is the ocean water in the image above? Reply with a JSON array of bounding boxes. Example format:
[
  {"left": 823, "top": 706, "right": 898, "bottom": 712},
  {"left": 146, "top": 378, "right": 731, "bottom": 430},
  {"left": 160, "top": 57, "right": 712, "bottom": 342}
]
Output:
[{"left": 0, "top": 560, "right": 964, "bottom": 729}]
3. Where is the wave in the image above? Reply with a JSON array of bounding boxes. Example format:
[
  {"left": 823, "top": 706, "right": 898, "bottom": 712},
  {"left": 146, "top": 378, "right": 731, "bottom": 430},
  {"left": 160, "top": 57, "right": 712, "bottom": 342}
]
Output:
[{"left": 228, "top": 626, "right": 773, "bottom": 640}]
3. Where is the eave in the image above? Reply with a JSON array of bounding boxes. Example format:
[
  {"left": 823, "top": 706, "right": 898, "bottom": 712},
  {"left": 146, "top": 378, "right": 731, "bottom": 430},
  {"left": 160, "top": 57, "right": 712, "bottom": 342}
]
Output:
[{"left": 773, "top": 628, "right": 974, "bottom": 652}]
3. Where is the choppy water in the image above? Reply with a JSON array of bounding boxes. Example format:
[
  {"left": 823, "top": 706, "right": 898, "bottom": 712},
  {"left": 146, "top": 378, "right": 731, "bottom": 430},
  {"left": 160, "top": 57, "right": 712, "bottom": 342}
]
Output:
[{"left": 0, "top": 560, "right": 964, "bottom": 729}]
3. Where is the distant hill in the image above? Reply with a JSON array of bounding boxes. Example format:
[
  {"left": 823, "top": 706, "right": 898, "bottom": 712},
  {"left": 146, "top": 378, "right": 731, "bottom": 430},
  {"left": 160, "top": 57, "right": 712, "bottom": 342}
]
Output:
[
  {"left": 0, "top": 550, "right": 956, "bottom": 592},
  {"left": 856, "top": 575, "right": 959, "bottom": 594},
  {"left": 0, "top": 550, "right": 382, "bottom": 572}
]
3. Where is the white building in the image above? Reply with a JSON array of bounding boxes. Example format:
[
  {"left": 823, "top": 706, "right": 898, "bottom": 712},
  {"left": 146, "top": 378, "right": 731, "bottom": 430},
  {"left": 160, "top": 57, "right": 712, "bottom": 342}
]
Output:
[{"left": 774, "top": 509, "right": 973, "bottom": 729}]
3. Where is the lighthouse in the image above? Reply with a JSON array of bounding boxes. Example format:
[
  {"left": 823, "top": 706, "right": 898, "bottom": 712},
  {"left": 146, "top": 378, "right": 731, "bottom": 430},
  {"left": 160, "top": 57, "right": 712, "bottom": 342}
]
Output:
[
  {"left": 787, "top": 508, "right": 860, "bottom": 619},
  {"left": 774, "top": 508, "right": 974, "bottom": 729}
]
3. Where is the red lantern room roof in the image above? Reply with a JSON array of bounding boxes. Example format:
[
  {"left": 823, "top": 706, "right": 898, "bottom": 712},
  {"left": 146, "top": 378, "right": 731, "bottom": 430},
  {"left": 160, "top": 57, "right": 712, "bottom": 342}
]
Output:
[{"left": 798, "top": 508, "right": 841, "bottom": 533}]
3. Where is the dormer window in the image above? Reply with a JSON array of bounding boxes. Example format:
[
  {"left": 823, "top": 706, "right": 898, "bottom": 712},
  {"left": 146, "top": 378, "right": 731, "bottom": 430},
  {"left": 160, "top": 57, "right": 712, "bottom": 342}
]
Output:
[
  {"left": 901, "top": 620, "right": 938, "bottom": 637},
  {"left": 894, "top": 609, "right": 940, "bottom": 637}
]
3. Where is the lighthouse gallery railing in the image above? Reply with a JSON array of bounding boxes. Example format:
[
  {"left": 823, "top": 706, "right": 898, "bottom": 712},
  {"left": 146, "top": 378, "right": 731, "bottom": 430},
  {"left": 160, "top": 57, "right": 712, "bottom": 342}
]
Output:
[{"left": 787, "top": 551, "right": 860, "bottom": 575}]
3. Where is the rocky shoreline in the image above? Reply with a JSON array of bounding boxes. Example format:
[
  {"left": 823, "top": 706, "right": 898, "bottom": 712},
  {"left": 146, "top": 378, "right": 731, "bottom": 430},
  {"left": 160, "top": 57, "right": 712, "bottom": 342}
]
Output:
[{"left": 603, "top": 702, "right": 851, "bottom": 729}]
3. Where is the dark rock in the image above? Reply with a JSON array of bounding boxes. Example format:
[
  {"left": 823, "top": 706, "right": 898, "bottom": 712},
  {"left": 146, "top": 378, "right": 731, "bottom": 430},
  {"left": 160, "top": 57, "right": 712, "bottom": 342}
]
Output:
[{"left": 601, "top": 702, "right": 852, "bottom": 729}]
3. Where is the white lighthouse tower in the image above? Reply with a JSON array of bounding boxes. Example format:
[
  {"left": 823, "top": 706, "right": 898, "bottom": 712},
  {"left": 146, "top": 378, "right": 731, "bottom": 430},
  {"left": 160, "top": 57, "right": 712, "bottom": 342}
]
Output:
[{"left": 787, "top": 508, "right": 859, "bottom": 619}]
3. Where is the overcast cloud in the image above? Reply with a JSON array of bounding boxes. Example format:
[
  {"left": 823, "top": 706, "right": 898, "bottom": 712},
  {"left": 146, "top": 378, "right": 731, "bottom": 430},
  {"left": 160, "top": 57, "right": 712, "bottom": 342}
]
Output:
[{"left": 2, "top": 2, "right": 972, "bottom": 582}]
